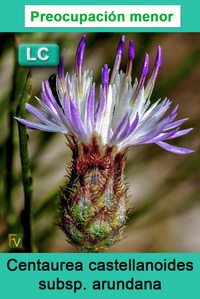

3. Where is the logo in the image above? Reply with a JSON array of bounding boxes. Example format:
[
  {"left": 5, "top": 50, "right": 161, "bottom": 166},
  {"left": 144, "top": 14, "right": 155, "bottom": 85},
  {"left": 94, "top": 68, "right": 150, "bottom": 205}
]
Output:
[
  {"left": 18, "top": 44, "right": 59, "bottom": 66},
  {"left": 8, "top": 234, "right": 23, "bottom": 248}
]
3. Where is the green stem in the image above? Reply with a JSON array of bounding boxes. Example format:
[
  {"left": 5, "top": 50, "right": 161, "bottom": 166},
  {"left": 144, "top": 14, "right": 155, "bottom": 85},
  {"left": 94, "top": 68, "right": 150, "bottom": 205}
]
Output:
[
  {"left": 5, "top": 35, "right": 18, "bottom": 231},
  {"left": 16, "top": 71, "right": 33, "bottom": 252}
]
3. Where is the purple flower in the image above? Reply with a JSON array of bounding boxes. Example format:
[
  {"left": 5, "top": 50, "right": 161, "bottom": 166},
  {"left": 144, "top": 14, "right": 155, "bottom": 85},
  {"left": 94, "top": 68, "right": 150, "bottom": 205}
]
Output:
[{"left": 15, "top": 35, "right": 194, "bottom": 154}]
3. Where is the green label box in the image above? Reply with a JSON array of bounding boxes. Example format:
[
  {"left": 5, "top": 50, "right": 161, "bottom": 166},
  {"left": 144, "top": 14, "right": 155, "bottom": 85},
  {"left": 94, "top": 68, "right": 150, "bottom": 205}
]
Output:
[{"left": 18, "top": 44, "right": 59, "bottom": 66}]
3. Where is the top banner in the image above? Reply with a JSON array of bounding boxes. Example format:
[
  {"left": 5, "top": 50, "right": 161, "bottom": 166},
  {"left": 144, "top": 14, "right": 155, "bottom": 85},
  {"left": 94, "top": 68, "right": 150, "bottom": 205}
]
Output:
[
  {"left": 25, "top": 5, "right": 181, "bottom": 28},
  {"left": 0, "top": 0, "right": 199, "bottom": 32}
]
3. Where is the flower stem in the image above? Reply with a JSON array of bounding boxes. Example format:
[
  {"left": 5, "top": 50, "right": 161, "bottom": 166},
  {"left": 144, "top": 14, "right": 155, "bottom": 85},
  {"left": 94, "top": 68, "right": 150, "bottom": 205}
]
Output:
[
  {"left": 16, "top": 71, "right": 33, "bottom": 252},
  {"left": 5, "top": 35, "right": 18, "bottom": 232}
]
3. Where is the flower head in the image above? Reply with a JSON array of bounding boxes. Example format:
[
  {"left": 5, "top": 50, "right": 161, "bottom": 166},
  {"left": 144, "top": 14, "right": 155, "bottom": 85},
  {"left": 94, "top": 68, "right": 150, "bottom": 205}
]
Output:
[
  {"left": 15, "top": 36, "right": 194, "bottom": 252},
  {"left": 16, "top": 35, "right": 193, "bottom": 154}
]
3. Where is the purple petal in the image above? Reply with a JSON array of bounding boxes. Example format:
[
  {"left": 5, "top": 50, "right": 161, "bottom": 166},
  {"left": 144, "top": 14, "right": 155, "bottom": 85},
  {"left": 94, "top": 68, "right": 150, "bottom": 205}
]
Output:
[
  {"left": 169, "top": 104, "right": 179, "bottom": 117},
  {"left": 14, "top": 117, "right": 64, "bottom": 133},
  {"left": 110, "top": 36, "right": 126, "bottom": 83},
  {"left": 165, "top": 118, "right": 189, "bottom": 130},
  {"left": 41, "top": 81, "right": 58, "bottom": 112},
  {"left": 127, "top": 113, "right": 139, "bottom": 135},
  {"left": 144, "top": 126, "right": 180, "bottom": 143},
  {"left": 102, "top": 64, "right": 109, "bottom": 88},
  {"left": 26, "top": 103, "right": 58, "bottom": 126},
  {"left": 35, "top": 96, "right": 59, "bottom": 120},
  {"left": 69, "top": 98, "right": 87, "bottom": 138},
  {"left": 131, "top": 54, "right": 149, "bottom": 103},
  {"left": 62, "top": 94, "right": 80, "bottom": 135},
  {"left": 111, "top": 113, "right": 129, "bottom": 142},
  {"left": 116, "top": 113, "right": 139, "bottom": 143},
  {"left": 76, "top": 35, "right": 86, "bottom": 59},
  {"left": 77, "top": 43, "right": 85, "bottom": 66},
  {"left": 41, "top": 90, "right": 58, "bottom": 117},
  {"left": 156, "top": 141, "right": 194, "bottom": 154},
  {"left": 128, "top": 40, "right": 135, "bottom": 60},
  {"left": 168, "top": 128, "right": 193, "bottom": 139},
  {"left": 116, "top": 35, "right": 125, "bottom": 57},
  {"left": 75, "top": 36, "right": 86, "bottom": 86},
  {"left": 141, "top": 54, "right": 149, "bottom": 78},
  {"left": 76, "top": 36, "right": 86, "bottom": 72},
  {"left": 126, "top": 40, "right": 135, "bottom": 76},
  {"left": 114, "top": 118, "right": 132, "bottom": 143},
  {"left": 42, "top": 81, "right": 68, "bottom": 126},
  {"left": 58, "top": 56, "right": 65, "bottom": 79},
  {"left": 44, "top": 80, "right": 58, "bottom": 105},
  {"left": 63, "top": 94, "right": 72, "bottom": 122},
  {"left": 137, "top": 111, "right": 175, "bottom": 144},
  {"left": 155, "top": 46, "right": 162, "bottom": 68},
  {"left": 144, "top": 46, "right": 162, "bottom": 100}
]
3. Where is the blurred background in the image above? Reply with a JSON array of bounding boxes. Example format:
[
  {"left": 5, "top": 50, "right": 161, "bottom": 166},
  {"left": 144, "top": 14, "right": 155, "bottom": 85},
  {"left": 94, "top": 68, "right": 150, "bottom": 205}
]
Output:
[{"left": 0, "top": 32, "right": 199, "bottom": 253}]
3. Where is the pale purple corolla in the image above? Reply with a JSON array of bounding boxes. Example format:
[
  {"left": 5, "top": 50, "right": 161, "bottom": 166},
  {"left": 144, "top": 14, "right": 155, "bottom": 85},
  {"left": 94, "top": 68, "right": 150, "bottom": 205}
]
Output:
[{"left": 15, "top": 35, "right": 194, "bottom": 154}]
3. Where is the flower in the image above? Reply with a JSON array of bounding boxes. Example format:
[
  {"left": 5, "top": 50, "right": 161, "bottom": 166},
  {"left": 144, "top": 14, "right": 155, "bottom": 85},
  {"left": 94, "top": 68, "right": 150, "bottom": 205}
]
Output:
[
  {"left": 15, "top": 36, "right": 194, "bottom": 252},
  {"left": 15, "top": 35, "right": 193, "bottom": 154}
]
